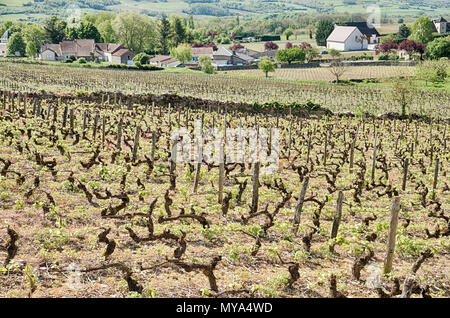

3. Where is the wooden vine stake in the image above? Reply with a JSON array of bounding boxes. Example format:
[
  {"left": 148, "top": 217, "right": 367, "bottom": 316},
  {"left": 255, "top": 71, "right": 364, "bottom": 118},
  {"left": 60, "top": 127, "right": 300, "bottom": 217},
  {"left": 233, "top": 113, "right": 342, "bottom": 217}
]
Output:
[
  {"left": 349, "top": 126, "right": 358, "bottom": 173},
  {"left": 218, "top": 142, "right": 225, "bottom": 204},
  {"left": 383, "top": 196, "right": 401, "bottom": 275},
  {"left": 69, "top": 108, "right": 75, "bottom": 134},
  {"left": 193, "top": 114, "right": 204, "bottom": 194},
  {"left": 402, "top": 158, "right": 409, "bottom": 191},
  {"left": 218, "top": 116, "right": 226, "bottom": 203},
  {"left": 93, "top": 113, "right": 99, "bottom": 141},
  {"left": 102, "top": 116, "right": 106, "bottom": 148},
  {"left": 292, "top": 176, "right": 309, "bottom": 234},
  {"left": 251, "top": 161, "right": 260, "bottom": 214},
  {"left": 62, "top": 106, "right": 68, "bottom": 128},
  {"left": 432, "top": 158, "right": 439, "bottom": 200},
  {"left": 151, "top": 130, "right": 156, "bottom": 163},
  {"left": 132, "top": 125, "right": 140, "bottom": 162},
  {"left": 329, "top": 191, "right": 344, "bottom": 253},
  {"left": 116, "top": 117, "right": 123, "bottom": 150},
  {"left": 371, "top": 130, "right": 377, "bottom": 184},
  {"left": 82, "top": 110, "right": 87, "bottom": 139}
]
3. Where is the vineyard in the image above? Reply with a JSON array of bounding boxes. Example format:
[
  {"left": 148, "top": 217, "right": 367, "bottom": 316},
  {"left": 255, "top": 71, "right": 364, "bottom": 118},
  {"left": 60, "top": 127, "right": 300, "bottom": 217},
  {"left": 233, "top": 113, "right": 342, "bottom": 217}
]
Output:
[
  {"left": 227, "top": 66, "right": 417, "bottom": 82},
  {"left": 0, "top": 61, "right": 449, "bottom": 118},
  {"left": 0, "top": 88, "right": 448, "bottom": 298}
]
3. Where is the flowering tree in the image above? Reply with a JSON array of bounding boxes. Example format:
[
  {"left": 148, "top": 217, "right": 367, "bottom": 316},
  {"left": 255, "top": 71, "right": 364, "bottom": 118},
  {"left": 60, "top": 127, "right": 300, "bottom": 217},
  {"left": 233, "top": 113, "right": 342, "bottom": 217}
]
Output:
[
  {"left": 192, "top": 42, "right": 218, "bottom": 51},
  {"left": 285, "top": 42, "right": 293, "bottom": 49},
  {"left": 264, "top": 41, "right": 279, "bottom": 51},
  {"left": 229, "top": 43, "right": 244, "bottom": 51},
  {"left": 299, "top": 42, "right": 311, "bottom": 50},
  {"left": 398, "top": 40, "right": 425, "bottom": 59},
  {"left": 375, "top": 42, "right": 398, "bottom": 55}
]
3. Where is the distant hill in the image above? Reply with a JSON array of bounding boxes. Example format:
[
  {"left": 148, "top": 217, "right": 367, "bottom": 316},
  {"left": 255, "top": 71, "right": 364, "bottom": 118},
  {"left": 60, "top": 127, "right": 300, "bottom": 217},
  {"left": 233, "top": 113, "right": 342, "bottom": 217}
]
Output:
[{"left": 1, "top": 0, "right": 449, "bottom": 23}]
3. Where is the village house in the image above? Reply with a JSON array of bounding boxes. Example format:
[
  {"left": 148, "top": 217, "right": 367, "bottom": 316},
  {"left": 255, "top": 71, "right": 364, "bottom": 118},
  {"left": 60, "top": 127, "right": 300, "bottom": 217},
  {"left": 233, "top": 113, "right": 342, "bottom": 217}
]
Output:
[
  {"left": 212, "top": 47, "right": 255, "bottom": 66},
  {"left": 40, "top": 39, "right": 135, "bottom": 65},
  {"left": 0, "top": 31, "right": 10, "bottom": 57},
  {"left": 190, "top": 47, "right": 214, "bottom": 62},
  {"left": 344, "top": 22, "right": 380, "bottom": 50},
  {"left": 327, "top": 22, "right": 380, "bottom": 51},
  {"left": 149, "top": 55, "right": 182, "bottom": 67},
  {"left": 432, "top": 17, "right": 450, "bottom": 34},
  {"left": 327, "top": 26, "right": 368, "bottom": 51}
]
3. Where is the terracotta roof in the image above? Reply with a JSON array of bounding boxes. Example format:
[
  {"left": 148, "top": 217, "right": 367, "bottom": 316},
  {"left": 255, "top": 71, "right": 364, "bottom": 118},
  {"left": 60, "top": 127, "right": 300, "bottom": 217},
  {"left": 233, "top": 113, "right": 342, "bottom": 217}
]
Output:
[
  {"left": 40, "top": 39, "right": 135, "bottom": 60},
  {"left": 191, "top": 47, "right": 213, "bottom": 56},
  {"left": 60, "top": 39, "right": 95, "bottom": 57},
  {"left": 96, "top": 43, "right": 123, "bottom": 54},
  {"left": 161, "top": 58, "right": 180, "bottom": 66},
  {"left": 113, "top": 48, "right": 134, "bottom": 57},
  {"left": 150, "top": 55, "right": 173, "bottom": 63},
  {"left": 41, "top": 44, "right": 62, "bottom": 56}
]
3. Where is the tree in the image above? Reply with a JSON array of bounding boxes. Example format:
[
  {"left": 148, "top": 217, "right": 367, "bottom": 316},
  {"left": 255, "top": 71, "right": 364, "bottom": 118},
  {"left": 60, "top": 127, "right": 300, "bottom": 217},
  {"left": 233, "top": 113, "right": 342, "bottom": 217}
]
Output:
[
  {"left": 275, "top": 48, "right": 305, "bottom": 64},
  {"left": 26, "top": 41, "right": 37, "bottom": 57},
  {"left": 299, "top": 42, "right": 311, "bottom": 50},
  {"left": 84, "top": 12, "right": 117, "bottom": 43},
  {"left": 426, "top": 37, "right": 450, "bottom": 59},
  {"left": 389, "top": 77, "right": 416, "bottom": 116},
  {"left": 7, "top": 32, "right": 26, "bottom": 57},
  {"left": 77, "top": 21, "right": 102, "bottom": 43},
  {"left": 416, "top": 60, "right": 449, "bottom": 84},
  {"left": 159, "top": 17, "right": 172, "bottom": 55},
  {"left": 409, "top": 17, "right": 434, "bottom": 44},
  {"left": 397, "top": 24, "right": 411, "bottom": 41},
  {"left": 329, "top": 49, "right": 341, "bottom": 59},
  {"left": 304, "top": 46, "right": 319, "bottom": 63},
  {"left": 285, "top": 42, "right": 293, "bottom": 49},
  {"left": 229, "top": 43, "right": 244, "bottom": 51},
  {"left": 329, "top": 61, "right": 346, "bottom": 83},
  {"left": 133, "top": 52, "right": 151, "bottom": 68},
  {"left": 398, "top": 40, "right": 425, "bottom": 60},
  {"left": 113, "top": 12, "right": 156, "bottom": 53},
  {"left": 258, "top": 58, "right": 275, "bottom": 78},
  {"left": 65, "top": 26, "right": 79, "bottom": 40},
  {"left": 187, "top": 15, "right": 195, "bottom": 29},
  {"left": 306, "top": 25, "right": 316, "bottom": 40},
  {"left": 315, "top": 19, "right": 334, "bottom": 46},
  {"left": 264, "top": 41, "right": 279, "bottom": 51},
  {"left": 22, "top": 23, "right": 45, "bottom": 53},
  {"left": 171, "top": 16, "right": 186, "bottom": 46},
  {"left": 0, "top": 21, "right": 13, "bottom": 37},
  {"left": 381, "top": 33, "right": 397, "bottom": 44},
  {"left": 97, "top": 20, "right": 116, "bottom": 43},
  {"left": 199, "top": 56, "right": 215, "bottom": 74},
  {"left": 284, "top": 28, "right": 294, "bottom": 41},
  {"left": 375, "top": 42, "right": 398, "bottom": 55},
  {"left": 170, "top": 44, "right": 192, "bottom": 64},
  {"left": 44, "top": 16, "right": 67, "bottom": 44}
]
